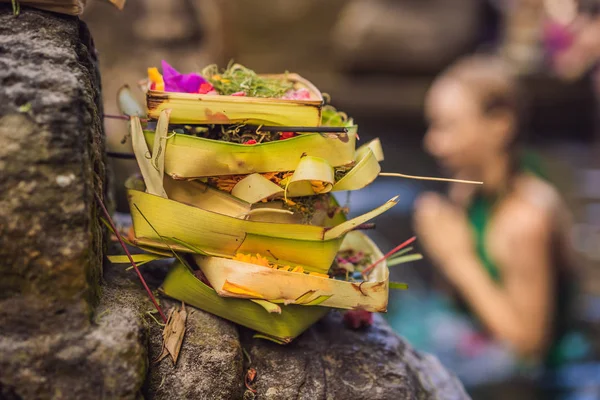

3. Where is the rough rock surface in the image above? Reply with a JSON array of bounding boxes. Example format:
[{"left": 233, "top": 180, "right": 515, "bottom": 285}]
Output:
[
  {"left": 0, "top": 269, "right": 149, "bottom": 400},
  {"left": 241, "top": 313, "right": 469, "bottom": 400},
  {"left": 0, "top": 6, "right": 148, "bottom": 399},
  {"left": 99, "top": 259, "right": 246, "bottom": 400},
  {"left": 0, "top": 5, "right": 104, "bottom": 336},
  {"left": 145, "top": 298, "right": 244, "bottom": 400},
  {"left": 135, "top": 260, "right": 468, "bottom": 400}
]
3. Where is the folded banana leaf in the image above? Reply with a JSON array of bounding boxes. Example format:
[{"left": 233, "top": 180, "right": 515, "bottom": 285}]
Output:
[
  {"left": 158, "top": 231, "right": 386, "bottom": 342},
  {"left": 147, "top": 73, "right": 323, "bottom": 126},
  {"left": 195, "top": 231, "right": 389, "bottom": 312},
  {"left": 161, "top": 143, "right": 381, "bottom": 203},
  {"left": 127, "top": 111, "right": 396, "bottom": 272},
  {"left": 126, "top": 182, "right": 398, "bottom": 273},
  {"left": 160, "top": 261, "right": 329, "bottom": 343},
  {"left": 227, "top": 139, "right": 383, "bottom": 201},
  {"left": 142, "top": 127, "right": 358, "bottom": 179}
]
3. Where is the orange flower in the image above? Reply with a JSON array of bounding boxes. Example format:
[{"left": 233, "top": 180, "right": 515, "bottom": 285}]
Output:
[
  {"left": 310, "top": 180, "right": 328, "bottom": 193},
  {"left": 233, "top": 253, "right": 331, "bottom": 278},
  {"left": 148, "top": 67, "right": 164, "bottom": 91},
  {"left": 233, "top": 253, "right": 271, "bottom": 268}
]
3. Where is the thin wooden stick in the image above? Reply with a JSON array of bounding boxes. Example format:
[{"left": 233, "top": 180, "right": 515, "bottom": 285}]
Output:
[
  {"left": 107, "top": 151, "right": 136, "bottom": 159},
  {"left": 94, "top": 192, "right": 167, "bottom": 323},
  {"left": 250, "top": 125, "right": 348, "bottom": 133},
  {"left": 379, "top": 172, "right": 483, "bottom": 185},
  {"left": 104, "top": 114, "right": 347, "bottom": 134},
  {"left": 104, "top": 114, "right": 149, "bottom": 123}
]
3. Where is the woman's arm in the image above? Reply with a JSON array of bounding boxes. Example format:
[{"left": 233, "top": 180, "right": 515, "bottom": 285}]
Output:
[
  {"left": 449, "top": 209, "right": 553, "bottom": 357},
  {"left": 415, "top": 193, "right": 554, "bottom": 358}
]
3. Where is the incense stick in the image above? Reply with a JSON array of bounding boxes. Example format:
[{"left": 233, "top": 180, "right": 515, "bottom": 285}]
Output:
[
  {"left": 107, "top": 151, "right": 136, "bottom": 159},
  {"left": 362, "top": 236, "right": 417, "bottom": 278},
  {"left": 379, "top": 172, "right": 483, "bottom": 185}
]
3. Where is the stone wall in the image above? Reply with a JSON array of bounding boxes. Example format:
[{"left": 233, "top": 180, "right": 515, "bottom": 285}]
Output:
[
  {"left": 0, "top": 5, "right": 103, "bottom": 336},
  {"left": 0, "top": 6, "right": 147, "bottom": 399}
]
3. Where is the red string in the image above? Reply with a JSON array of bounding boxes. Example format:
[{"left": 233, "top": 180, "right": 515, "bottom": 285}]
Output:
[
  {"left": 362, "top": 236, "right": 416, "bottom": 278},
  {"left": 94, "top": 192, "right": 167, "bottom": 323}
]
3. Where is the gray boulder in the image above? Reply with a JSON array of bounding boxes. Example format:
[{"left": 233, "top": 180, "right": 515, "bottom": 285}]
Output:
[
  {"left": 145, "top": 298, "right": 244, "bottom": 400},
  {"left": 241, "top": 313, "right": 468, "bottom": 400}
]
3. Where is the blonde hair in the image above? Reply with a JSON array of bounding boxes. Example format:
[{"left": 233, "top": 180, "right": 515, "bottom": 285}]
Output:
[{"left": 438, "top": 54, "right": 520, "bottom": 118}]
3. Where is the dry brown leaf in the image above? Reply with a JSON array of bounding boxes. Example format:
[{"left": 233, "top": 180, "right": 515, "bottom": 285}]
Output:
[
  {"left": 154, "top": 302, "right": 187, "bottom": 366},
  {"left": 245, "top": 368, "right": 257, "bottom": 394}
]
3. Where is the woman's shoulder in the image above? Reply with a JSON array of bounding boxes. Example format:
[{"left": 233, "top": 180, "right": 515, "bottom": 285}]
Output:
[
  {"left": 513, "top": 173, "right": 563, "bottom": 213},
  {"left": 497, "top": 174, "right": 562, "bottom": 237},
  {"left": 490, "top": 174, "right": 565, "bottom": 269}
]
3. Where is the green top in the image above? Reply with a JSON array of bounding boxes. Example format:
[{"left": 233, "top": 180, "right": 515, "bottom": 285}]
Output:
[
  {"left": 467, "top": 196, "right": 501, "bottom": 282},
  {"left": 466, "top": 151, "right": 569, "bottom": 368},
  {"left": 467, "top": 151, "right": 551, "bottom": 281}
]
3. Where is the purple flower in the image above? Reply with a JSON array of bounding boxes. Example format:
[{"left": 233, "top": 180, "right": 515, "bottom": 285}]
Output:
[
  {"left": 161, "top": 60, "right": 207, "bottom": 93},
  {"left": 543, "top": 22, "right": 574, "bottom": 58}
]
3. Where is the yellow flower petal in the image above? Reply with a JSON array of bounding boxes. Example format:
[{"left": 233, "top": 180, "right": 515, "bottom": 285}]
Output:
[
  {"left": 309, "top": 272, "right": 330, "bottom": 278},
  {"left": 148, "top": 67, "right": 164, "bottom": 91},
  {"left": 222, "top": 280, "right": 263, "bottom": 298}
]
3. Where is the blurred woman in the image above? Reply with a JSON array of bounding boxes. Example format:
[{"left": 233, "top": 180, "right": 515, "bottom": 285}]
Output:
[{"left": 414, "top": 55, "right": 578, "bottom": 373}]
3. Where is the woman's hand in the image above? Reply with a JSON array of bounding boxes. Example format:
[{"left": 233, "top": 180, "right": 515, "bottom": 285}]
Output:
[
  {"left": 414, "top": 190, "right": 555, "bottom": 358},
  {"left": 413, "top": 192, "right": 476, "bottom": 283}
]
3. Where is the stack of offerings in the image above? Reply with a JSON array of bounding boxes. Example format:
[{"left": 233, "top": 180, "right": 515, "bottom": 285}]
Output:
[{"left": 113, "top": 62, "right": 412, "bottom": 344}]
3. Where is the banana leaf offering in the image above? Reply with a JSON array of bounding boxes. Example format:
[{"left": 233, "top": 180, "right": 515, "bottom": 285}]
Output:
[
  {"left": 145, "top": 61, "right": 323, "bottom": 126},
  {"left": 110, "top": 61, "right": 417, "bottom": 343}
]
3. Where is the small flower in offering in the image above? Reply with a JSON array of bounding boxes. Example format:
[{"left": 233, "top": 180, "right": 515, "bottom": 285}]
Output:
[
  {"left": 234, "top": 253, "right": 271, "bottom": 268},
  {"left": 343, "top": 309, "right": 373, "bottom": 329},
  {"left": 231, "top": 91, "right": 246, "bottom": 97},
  {"left": 161, "top": 60, "right": 207, "bottom": 94},
  {"left": 348, "top": 252, "right": 365, "bottom": 264},
  {"left": 147, "top": 67, "right": 164, "bottom": 91},
  {"left": 282, "top": 88, "right": 311, "bottom": 100},
  {"left": 198, "top": 82, "right": 217, "bottom": 95},
  {"left": 244, "top": 139, "right": 257, "bottom": 145},
  {"left": 279, "top": 131, "right": 295, "bottom": 140},
  {"left": 310, "top": 180, "right": 328, "bottom": 193}
]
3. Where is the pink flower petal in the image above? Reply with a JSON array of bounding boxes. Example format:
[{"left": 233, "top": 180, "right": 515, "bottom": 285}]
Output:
[
  {"left": 161, "top": 60, "right": 207, "bottom": 94},
  {"left": 282, "top": 88, "right": 311, "bottom": 100}
]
